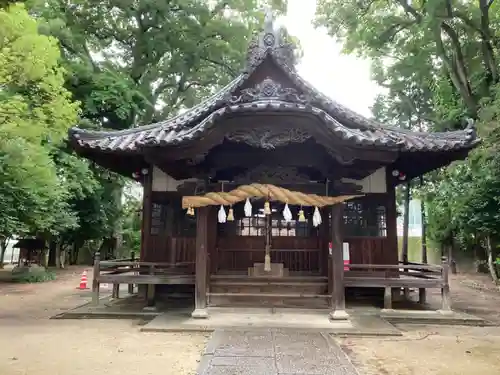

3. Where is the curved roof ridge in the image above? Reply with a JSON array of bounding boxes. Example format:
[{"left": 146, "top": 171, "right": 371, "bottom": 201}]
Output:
[
  {"left": 72, "top": 100, "right": 477, "bottom": 153},
  {"left": 69, "top": 74, "right": 246, "bottom": 139}
]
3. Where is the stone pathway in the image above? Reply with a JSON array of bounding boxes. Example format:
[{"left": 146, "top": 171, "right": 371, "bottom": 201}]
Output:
[{"left": 197, "top": 329, "right": 360, "bottom": 375}]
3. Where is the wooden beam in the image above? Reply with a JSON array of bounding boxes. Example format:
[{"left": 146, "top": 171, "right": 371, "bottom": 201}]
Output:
[
  {"left": 192, "top": 206, "right": 209, "bottom": 318},
  {"left": 330, "top": 204, "right": 349, "bottom": 321}
]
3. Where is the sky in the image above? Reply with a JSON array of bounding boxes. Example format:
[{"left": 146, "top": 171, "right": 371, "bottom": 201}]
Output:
[{"left": 280, "top": 0, "right": 382, "bottom": 117}]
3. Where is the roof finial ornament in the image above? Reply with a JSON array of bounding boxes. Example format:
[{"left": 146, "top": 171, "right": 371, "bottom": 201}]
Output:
[
  {"left": 264, "top": 6, "right": 275, "bottom": 33},
  {"left": 261, "top": 6, "right": 278, "bottom": 48},
  {"left": 244, "top": 6, "right": 296, "bottom": 71}
]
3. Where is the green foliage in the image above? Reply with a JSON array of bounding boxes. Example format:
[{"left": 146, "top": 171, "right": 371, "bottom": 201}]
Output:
[
  {"left": 35, "top": 0, "right": 287, "bottom": 128},
  {"left": 315, "top": 1, "right": 500, "bottom": 276},
  {"left": 0, "top": 3, "right": 80, "bottom": 142},
  {"left": 14, "top": 0, "right": 288, "bottom": 265},
  {"left": 11, "top": 268, "right": 57, "bottom": 283},
  {"left": 121, "top": 190, "right": 142, "bottom": 253},
  {"left": 2, "top": 1, "right": 290, "bottom": 267},
  {"left": 0, "top": 4, "right": 81, "bottom": 254}
]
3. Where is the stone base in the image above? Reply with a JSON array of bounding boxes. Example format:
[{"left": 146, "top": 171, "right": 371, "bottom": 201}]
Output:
[
  {"left": 438, "top": 309, "right": 454, "bottom": 316},
  {"left": 329, "top": 310, "right": 350, "bottom": 321},
  {"left": 248, "top": 262, "right": 288, "bottom": 278},
  {"left": 191, "top": 308, "right": 209, "bottom": 319}
]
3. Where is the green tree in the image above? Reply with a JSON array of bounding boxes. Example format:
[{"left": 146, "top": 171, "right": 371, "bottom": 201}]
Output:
[
  {"left": 121, "top": 191, "right": 142, "bottom": 256},
  {"left": 26, "top": 0, "right": 288, "bottom": 262},
  {"left": 315, "top": 1, "right": 500, "bottom": 279},
  {"left": 0, "top": 4, "right": 80, "bottom": 266},
  {"left": 35, "top": 0, "right": 287, "bottom": 129}
]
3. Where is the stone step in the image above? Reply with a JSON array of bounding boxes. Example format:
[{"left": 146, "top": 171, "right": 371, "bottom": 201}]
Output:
[
  {"left": 207, "top": 292, "right": 330, "bottom": 308},
  {"left": 210, "top": 283, "right": 327, "bottom": 295}
]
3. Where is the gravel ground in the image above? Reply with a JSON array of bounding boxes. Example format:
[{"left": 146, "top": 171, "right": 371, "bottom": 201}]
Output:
[
  {"left": 2, "top": 268, "right": 500, "bottom": 375},
  {"left": 338, "top": 326, "right": 500, "bottom": 375},
  {"left": 0, "top": 267, "right": 209, "bottom": 375},
  {"left": 338, "top": 273, "right": 500, "bottom": 375}
]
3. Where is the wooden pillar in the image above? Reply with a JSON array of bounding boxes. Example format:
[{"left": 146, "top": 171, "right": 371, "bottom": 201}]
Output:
[
  {"left": 112, "top": 283, "right": 120, "bottom": 299},
  {"left": 192, "top": 206, "right": 209, "bottom": 319},
  {"left": 319, "top": 207, "right": 330, "bottom": 278},
  {"left": 145, "top": 265, "right": 156, "bottom": 309},
  {"left": 385, "top": 170, "right": 399, "bottom": 265},
  {"left": 384, "top": 286, "right": 392, "bottom": 309},
  {"left": 128, "top": 251, "right": 135, "bottom": 294},
  {"left": 418, "top": 288, "right": 427, "bottom": 305},
  {"left": 92, "top": 252, "right": 101, "bottom": 306},
  {"left": 92, "top": 252, "right": 100, "bottom": 305},
  {"left": 140, "top": 166, "right": 153, "bottom": 261},
  {"left": 329, "top": 204, "right": 349, "bottom": 320},
  {"left": 440, "top": 256, "right": 452, "bottom": 314}
]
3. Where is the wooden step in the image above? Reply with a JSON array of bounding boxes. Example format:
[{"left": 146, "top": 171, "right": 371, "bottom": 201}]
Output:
[
  {"left": 207, "top": 292, "right": 330, "bottom": 308},
  {"left": 210, "top": 283, "right": 327, "bottom": 294},
  {"left": 210, "top": 280, "right": 327, "bottom": 287},
  {"left": 208, "top": 292, "right": 329, "bottom": 298},
  {"left": 211, "top": 275, "right": 327, "bottom": 282}
]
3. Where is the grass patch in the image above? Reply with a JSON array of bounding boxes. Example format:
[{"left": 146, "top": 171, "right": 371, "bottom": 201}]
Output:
[{"left": 10, "top": 268, "right": 57, "bottom": 283}]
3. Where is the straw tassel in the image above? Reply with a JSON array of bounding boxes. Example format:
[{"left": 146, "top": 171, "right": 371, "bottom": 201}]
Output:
[
  {"left": 264, "top": 251, "right": 271, "bottom": 271},
  {"left": 264, "top": 200, "right": 271, "bottom": 215},
  {"left": 227, "top": 206, "right": 234, "bottom": 221},
  {"left": 298, "top": 207, "right": 306, "bottom": 222}
]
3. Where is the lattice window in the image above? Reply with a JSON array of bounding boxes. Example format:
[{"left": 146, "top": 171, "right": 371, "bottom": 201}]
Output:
[
  {"left": 376, "top": 206, "right": 387, "bottom": 237},
  {"left": 270, "top": 218, "right": 310, "bottom": 237},
  {"left": 150, "top": 203, "right": 165, "bottom": 235},
  {"left": 341, "top": 199, "right": 387, "bottom": 237},
  {"left": 219, "top": 205, "right": 314, "bottom": 237},
  {"left": 238, "top": 216, "right": 266, "bottom": 236}
]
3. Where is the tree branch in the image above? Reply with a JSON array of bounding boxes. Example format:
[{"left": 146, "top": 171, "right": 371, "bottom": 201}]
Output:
[
  {"left": 199, "top": 57, "right": 237, "bottom": 76},
  {"left": 439, "top": 22, "right": 477, "bottom": 116},
  {"left": 396, "top": 0, "right": 422, "bottom": 22},
  {"left": 478, "top": 0, "right": 499, "bottom": 83},
  {"left": 379, "top": 20, "right": 415, "bottom": 44}
]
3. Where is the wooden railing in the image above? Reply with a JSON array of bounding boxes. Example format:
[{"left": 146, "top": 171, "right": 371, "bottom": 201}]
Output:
[
  {"left": 215, "top": 248, "right": 322, "bottom": 274},
  {"left": 344, "top": 257, "right": 451, "bottom": 311},
  {"left": 91, "top": 252, "right": 195, "bottom": 305}
]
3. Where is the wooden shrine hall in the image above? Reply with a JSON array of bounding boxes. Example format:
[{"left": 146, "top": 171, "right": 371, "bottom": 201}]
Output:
[{"left": 68, "top": 12, "right": 479, "bottom": 320}]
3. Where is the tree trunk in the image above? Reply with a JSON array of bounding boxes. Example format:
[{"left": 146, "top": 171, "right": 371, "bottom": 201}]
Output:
[
  {"left": 70, "top": 242, "right": 80, "bottom": 265},
  {"left": 485, "top": 235, "right": 499, "bottom": 283},
  {"left": 448, "top": 241, "right": 457, "bottom": 274},
  {"left": 55, "top": 242, "right": 61, "bottom": 268},
  {"left": 0, "top": 238, "right": 7, "bottom": 269},
  {"left": 55, "top": 242, "right": 66, "bottom": 269},
  {"left": 402, "top": 182, "right": 411, "bottom": 264},
  {"left": 48, "top": 240, "right": 57, "bottom": 267},
  {"left": 60, "top": 247, "right": 66, "bottom": 269}
]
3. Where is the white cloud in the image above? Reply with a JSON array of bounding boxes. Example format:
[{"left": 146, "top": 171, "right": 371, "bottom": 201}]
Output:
[{"left": 281, "top": 0, "right": 382, "bottom": 118}]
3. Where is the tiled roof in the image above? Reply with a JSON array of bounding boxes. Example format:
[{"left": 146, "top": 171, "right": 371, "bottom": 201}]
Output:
[{"left": 68, "top": 11, "right": 479, "bottom": 156}]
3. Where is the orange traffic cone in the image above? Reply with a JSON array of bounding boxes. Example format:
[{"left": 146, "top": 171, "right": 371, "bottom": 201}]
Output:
[{"left": 77, "top": 270, "right": 89, "bottom": 290}]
